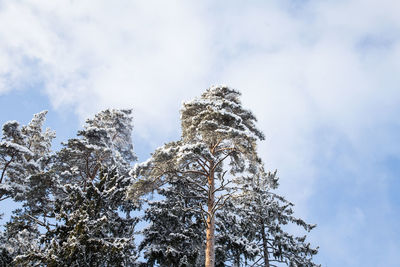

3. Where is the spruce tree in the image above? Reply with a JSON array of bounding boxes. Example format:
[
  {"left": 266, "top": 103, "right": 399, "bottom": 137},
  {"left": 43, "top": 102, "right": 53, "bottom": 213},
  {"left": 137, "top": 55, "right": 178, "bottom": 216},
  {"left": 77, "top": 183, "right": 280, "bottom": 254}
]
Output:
[
  {"left": 232, "top": 170, "right": 319, "bottom": 267},
  {"left": 0, "top": 110, "right": 55, "bottom": 203},
  {"left": 29, "top": 109, "right": 139, "bottom": 266},
  {"left": 1, "top": 109, "right": 139, "bottom": 266},
  {"left": 54, "top": 109, "right": 136, "bottom": 189},
  {"left": 0, "top": 111, "right": 55, "bottom": 263},
  {"left": 20, "top": 169, "right": 138, "bottom": 266},
  {"left": 140, "top": 176, "right": 204, "bottom": 266},
  {"left": 216, "top": 200, "right": 260, "bottom": 266}
]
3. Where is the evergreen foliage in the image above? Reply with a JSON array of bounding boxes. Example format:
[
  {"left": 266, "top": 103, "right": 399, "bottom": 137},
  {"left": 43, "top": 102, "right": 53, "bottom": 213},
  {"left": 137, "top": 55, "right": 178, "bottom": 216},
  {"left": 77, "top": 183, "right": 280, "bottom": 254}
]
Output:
[
  {"left": 0, "top": 110, "right": 55, "bottom": 202},
  {"left": 23, "top": 169, "right": 138, "bottom": 266},
  {"left": 0, "top": 109, "right": 139, "bottom": 266},
  {"left": 140, "top": 177, "right": 204, "bottom": 266},
  {"left": 0, "top": 88, "right": 319, "bottom": 267},
  {"left": 226, "top": 170, "right": 319, "bottom": 267}
]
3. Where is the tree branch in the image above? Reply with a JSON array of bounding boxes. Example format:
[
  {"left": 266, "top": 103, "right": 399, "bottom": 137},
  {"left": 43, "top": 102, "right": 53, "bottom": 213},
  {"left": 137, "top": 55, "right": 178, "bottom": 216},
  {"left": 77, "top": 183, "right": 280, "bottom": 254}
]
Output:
[
  {"left": 213, "top": 170, "right": 230, "bottom": 193},
  {"left": 196, "top": 159, "right": 210, "bottom": 176},
  {"left": 0, "top": 195, "right": 10, "bottom": 202},
  {"left": 179, "top": 169, "right": 208, "bottom": 177},
  {"left": 27, "top": 214, "right": 56, "bottom": 231},
  {"left": 210, "top": 139, "right": 222, "bottom": 154},
  {"left": 0, "top": 154, "right": 14, "bottom": 184},
  {"left": 197, "top": 157, "right": 210, "bottom": 169},
  {"left": 214, "top": 146, "right": 235, "bottom": 154},
  {"left": 186, "top": 179, "right": 209, "bottom": 194},
  {"left": 212, "top": 191, "right": 238, "bottom": 215},
  {"left": 212, "top": 150, "right": 235, "bottom": 172}
]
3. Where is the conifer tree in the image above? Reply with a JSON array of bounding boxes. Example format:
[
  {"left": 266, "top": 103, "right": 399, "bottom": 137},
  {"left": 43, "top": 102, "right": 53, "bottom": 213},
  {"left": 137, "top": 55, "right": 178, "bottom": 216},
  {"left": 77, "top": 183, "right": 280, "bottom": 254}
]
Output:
[
  {"left": 26, "top": 109, "right": 139, "bottom": 266},
  {"left": 1, "top": 109, "right": 139, "bottom": 266},
  {"left": 54, "top": 109, "right": 136, "bottom": 189},
  {"left": 216, "top": 200, "right": 260, "bottom": 266},
  {"left": 130, "top": 86, "right": 265, "bottom": 267},
  {"left": 140, "top": 176, "right": 205, "bottom": 266},
  {"left": 0, "top": 111, "right": 55, "bottom": 262},
  {"left": 18, "top": 169, "right": 138, "bottom": 266},
  {"left": 231, "top": 170, "right": 319, "bottom": 267},
  {"left": 0, "top": 110, "right": 55, "bottom": 203}
]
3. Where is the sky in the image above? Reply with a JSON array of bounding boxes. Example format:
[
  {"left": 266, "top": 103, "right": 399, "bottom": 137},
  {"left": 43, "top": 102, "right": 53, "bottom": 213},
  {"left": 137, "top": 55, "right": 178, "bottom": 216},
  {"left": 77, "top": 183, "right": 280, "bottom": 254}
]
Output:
[{"left": 0, "top": 0, "right": 400, "bottom": 266}]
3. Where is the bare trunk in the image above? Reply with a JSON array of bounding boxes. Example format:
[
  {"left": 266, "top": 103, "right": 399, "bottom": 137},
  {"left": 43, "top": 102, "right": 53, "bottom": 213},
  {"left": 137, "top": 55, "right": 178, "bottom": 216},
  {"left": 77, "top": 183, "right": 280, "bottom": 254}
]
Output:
[
  {"left": 205, "top": 168, "right": 215, "bottom": 267},
  {"left": 260, "top": 218, "right": 270, "bottom": 267}
]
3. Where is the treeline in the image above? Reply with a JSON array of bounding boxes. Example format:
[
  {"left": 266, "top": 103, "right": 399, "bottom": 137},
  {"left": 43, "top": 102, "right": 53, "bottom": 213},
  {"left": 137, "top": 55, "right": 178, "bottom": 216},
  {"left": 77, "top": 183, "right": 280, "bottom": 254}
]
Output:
[{"left": 0, "top": 86, "right": 318, "bottom": 267}]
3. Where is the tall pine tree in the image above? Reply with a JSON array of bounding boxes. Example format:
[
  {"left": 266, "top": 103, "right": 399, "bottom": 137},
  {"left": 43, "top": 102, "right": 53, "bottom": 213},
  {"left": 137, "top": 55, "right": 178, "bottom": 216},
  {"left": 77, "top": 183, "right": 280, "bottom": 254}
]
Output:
[{"left": 130, "top": 86, "right": 265, "bottom": 267}]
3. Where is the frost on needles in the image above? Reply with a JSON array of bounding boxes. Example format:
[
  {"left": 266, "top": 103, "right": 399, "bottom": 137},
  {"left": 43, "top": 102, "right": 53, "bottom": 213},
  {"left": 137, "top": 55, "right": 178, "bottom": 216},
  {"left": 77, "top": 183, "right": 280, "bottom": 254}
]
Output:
[
  {"left": 129, "top": 85, "right": 319, "bottom": 267},
  {"left": 0, "top": 86, "right": 319, "bottom": 267}
]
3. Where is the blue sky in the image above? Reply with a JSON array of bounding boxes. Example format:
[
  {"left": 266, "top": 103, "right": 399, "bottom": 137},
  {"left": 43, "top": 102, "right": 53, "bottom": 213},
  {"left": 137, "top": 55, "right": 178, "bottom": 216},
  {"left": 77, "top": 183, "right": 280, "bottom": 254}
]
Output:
[{"left": 1, "top": 0, "right": 400, "bottom": 266}]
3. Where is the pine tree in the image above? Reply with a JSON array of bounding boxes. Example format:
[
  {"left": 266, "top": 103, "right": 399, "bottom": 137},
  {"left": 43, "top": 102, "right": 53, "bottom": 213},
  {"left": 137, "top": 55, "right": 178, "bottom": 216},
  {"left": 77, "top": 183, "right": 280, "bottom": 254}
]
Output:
[{"left": 129, "top": 86, "right": 265, "bottom": 267}]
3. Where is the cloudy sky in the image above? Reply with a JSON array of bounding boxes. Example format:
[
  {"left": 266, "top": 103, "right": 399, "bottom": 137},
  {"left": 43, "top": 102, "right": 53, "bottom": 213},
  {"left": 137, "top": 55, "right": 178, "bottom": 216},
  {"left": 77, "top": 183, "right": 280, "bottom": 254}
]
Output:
[{"left": 1, "top": 0, "right": 400, "bottom": 266}]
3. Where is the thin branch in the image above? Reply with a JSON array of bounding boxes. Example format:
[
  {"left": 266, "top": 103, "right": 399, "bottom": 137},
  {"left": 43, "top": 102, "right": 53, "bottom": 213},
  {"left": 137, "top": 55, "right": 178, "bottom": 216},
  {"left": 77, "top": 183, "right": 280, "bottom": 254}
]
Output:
[
  {"left": 179, "top": 170, "right": 208, "bottom": 177},
  {"left": 0, "top": 154, "right": 14, "bottom": 184},
  {"left": 199, "top": 203, "right": 210, "bottom": 227},
  {"left": 27, "top": 215, "right": 56, "bottom": 230},
  {"left": 212, "top": 191, "right": 238, "bottom": 215},
  {"left": 214, "top": 146, "right": 235, "bottom": 153},
  {"left": 213, "top": 170, "right": 230, "bottom": 193},
  {"left": 186, "top": 179, "right": 209, "bottom": 194},
  {"left": 197, "top": 157, "right": 210, "bottom": 169},
  {"left": 249, "top": 257, "right": 263, "bottom": 267},
  {"left": 196, "top": 159, "right": 210, "bottom": 175},
  {"left": 212, "top": 150, "right": 235, "bottom": 171},
  {"left": 210, "top": 139, "right": 222, "bottom": 154},
  {"left": 0, "top": 195, "right": 10, "bottom": 202}
]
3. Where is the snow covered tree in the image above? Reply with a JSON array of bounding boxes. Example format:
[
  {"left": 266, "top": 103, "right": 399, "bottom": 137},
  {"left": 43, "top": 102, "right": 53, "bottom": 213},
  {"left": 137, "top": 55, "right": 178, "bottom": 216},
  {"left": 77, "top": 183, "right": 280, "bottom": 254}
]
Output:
[
  {"left": 139, "top": 176, "right": 205, "bottom": 266},
  {"left": 0, "top": 230, "right": 13, "bottom": 267},
  {"left": 216, "top": 199, "right": 260, "bottom": 266},
  {"left": 0, "top": 249, "right": 12, "bottom": 267},
  {"left": 2, "top": 210, "right": 43, "bottom": 266},
  {"left": 54, "top": 109, "right": 136, "bottom": 190},
  {"left": 0, "top": 110, "right": 55, "bottom": 203},
  {"left": 0, "top": 109, "right": 139, "bottom": 266},
  {"left": 230, "top": 170, "right": 319, "bottom": 267},
  {"left": 17, "top": 168, "right": 139, "bottom": 266},
  {"left": 85, "top": 109, "right": 136, "bottom": 174},
  {"left": 21, "top": 109, "right": 140, "bottom": 266},
  {"left": 0, "top": 111, "right": 56, "bottom": 263},
  {"left": 129, "top": 86, "right": 265, "bottom": 267}
]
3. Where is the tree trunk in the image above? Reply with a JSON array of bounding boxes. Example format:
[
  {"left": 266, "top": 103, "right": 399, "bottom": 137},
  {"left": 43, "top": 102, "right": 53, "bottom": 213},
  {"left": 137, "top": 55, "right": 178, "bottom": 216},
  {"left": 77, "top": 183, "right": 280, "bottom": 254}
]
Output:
[
  {"left": 260, "top": 218, "right": 270, "bottom": 267},
  {"left": 205, "top": 168, "right": 215, "bottom": 267}
]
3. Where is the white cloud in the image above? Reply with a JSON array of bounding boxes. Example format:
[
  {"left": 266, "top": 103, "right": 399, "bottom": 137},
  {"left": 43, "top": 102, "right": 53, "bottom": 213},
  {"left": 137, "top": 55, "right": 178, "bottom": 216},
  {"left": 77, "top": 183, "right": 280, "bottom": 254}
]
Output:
[
  {"left": 0, "top": 0, "right": 213, "bottom": 137},
  {"left": 1, "top": 1, "right": 400, "bottom": 265}
]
